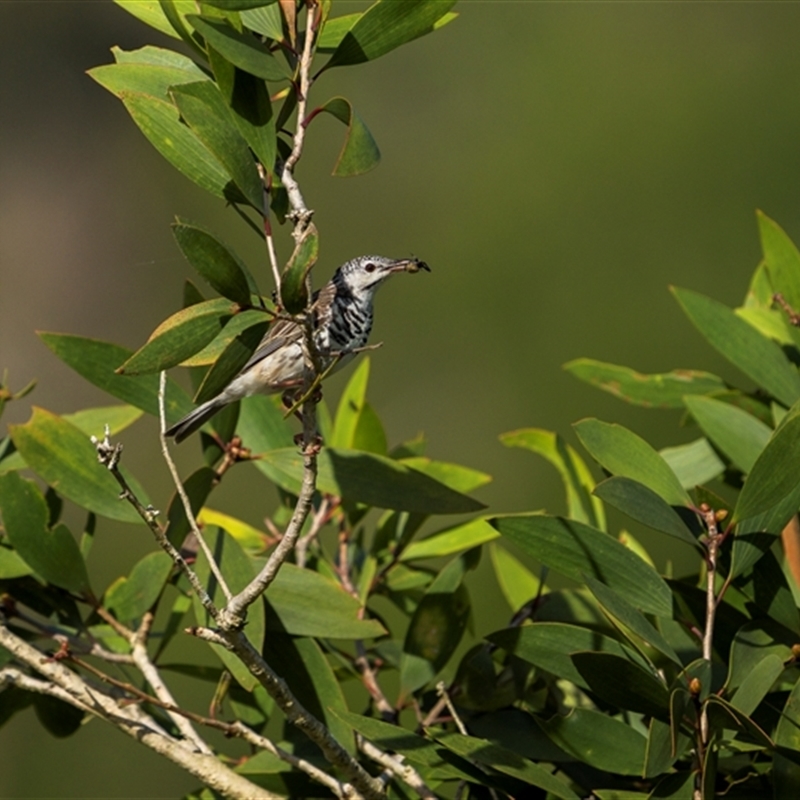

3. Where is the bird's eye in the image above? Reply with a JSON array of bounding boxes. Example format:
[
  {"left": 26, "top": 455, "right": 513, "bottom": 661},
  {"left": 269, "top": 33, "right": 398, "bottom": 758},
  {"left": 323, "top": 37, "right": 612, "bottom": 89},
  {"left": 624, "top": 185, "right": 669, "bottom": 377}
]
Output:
[{"left": 364, "top": 262, "right": 376, "bottom": 273}]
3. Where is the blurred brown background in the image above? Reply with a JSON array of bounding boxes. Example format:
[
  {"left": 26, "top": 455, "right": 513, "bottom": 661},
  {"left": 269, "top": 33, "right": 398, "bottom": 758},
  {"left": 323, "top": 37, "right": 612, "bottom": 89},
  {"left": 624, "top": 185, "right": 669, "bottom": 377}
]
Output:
[{"left": 3, "top": 0, "right": 800, "bottom": 796}]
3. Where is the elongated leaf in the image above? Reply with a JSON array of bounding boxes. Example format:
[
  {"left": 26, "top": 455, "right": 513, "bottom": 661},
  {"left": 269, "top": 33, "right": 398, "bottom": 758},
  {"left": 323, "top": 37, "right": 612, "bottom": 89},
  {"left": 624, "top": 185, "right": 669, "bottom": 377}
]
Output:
[
  {"left": 236, "top": 395, "right": 294, "bottom": 454},
  {"left": 571, "top": 651, "right": 669, "bottom": 718},
  {"left": 318, "top": 13, "right": 361, "bottom": 50},
  {"left": 240, "top": 4, "right": 283, "bottom": 39},
  {"left": 265, "top": 563, "right": 385, "bottom": 639},
  {"left": 185, "top": 15, "right": 290, "bottom": 81},
  {"left": 113, "top": 0, "right": 195, "bottom": 38},
  {"left": 111, "top": 44, "right": 204, "bottom": 72},
  {"left": 734, "top": 401, "right": 800, "bottom": 521},
  {"left": 193, "top": 319, "right": 269, "bottom": 404},
  {"left": 489, "top": 543, "right": 544, "bottom": 612},
  {"left": 672, "top": 286, "right": 800, "bottom": 407},
  {"left": 204, "top": 0, "right": 279, "bottom": 9},
  {"left": 173, "top": 222, "right": 254, "bottom": 306},
  {"left": 0, "top": 544, "right": 33, "bottom": 580},
  {"left": 10, "top": 408, "right": 147, "bottom": 524},
  {"left": 726, "top": 621, "right": 794, "bottom": 692},
  {"left": 180, "top": 310, "right": 269, "bottom": 367},
  {"left": 105, "top": 551, "right": 173, "bottom": 621},
  {"left": 705, "top": 695, "right": 774, "bottom": 749},
  {"left": 331, "top": 358, "right": 370, "bottom": 449},
  {"left": 541, "top": 708, "right": 647, "bottom": 775},
  {"left": 37, "top": 333, "right": 194, "bottom": 423},
  {"left": 0, "top": 472, "right": 90, "bottom": 593},
  {"left": 120, "top": 91, "right": 236, "bottom": 201},
  {"left": 435, "top": 733, "right": 580, "bottom": 800},
  {"left": 192, "top": 527, "right": 265, "bottom": 690},
  {"left": 593, "top": 476, "right": 698, "bottom": 547},
  {"left": 89, "top": 63, "right": 208, "bottom": 101},
  {"left": 659, "top": 438, "right": 724, "bottom": 489},
  {"left": 684, "top": 395, "right": 771, "bottom": 474},
  {"left": 758, "top": 210, "right": 800, "bottom": 313},
  {"left": 170, "top": 82, "right": 263, "bottom": 210},
  {"left": 197, "top": 508, "right": 267, "bottom": 551},
  {"left": 774, "top": 677, "right": 800, "bottom": 796},
  {"left": 400, "top": 518, "right": 498, "bottom": 561},
  {"left": 574, "top": 418, "right": 690, "bottom": 507},
  {"left": 318, "top": 97, "right": 380, "bottom": 176},
  {"left": 488, "top": 622, "right": 629, "bottom": 690},
  {"left": 119, "top": 298, "right": 236, "bottom": 374},
  {"left": 500, "top": 427, "right": 604, "bottom": 528},
  {"left": 280, "top": 223, "right": 318, "bottom": 313},
  {"left": 62, "top": 406, "right": 144, "bottom": 439},
  {"left": 326, "top": 0, "right": 458, "bottom": 68},
  {"left": 165, "top": 467, "right": 216, "bottom": 546},
  {"left": 584, "top": 576, "right": 681, "bottom": 665},
  {"left": 729, "top": 653, "right": 784, "bottom": 716},
  {"left": 492, "top": 514, "right": 673, "bottom": 616},
  {"left": 564, "top": 358, "right": 725, "bottom": 408},
  {"left": 398, "top": 457, "right": 491, "bottom": 494},
  {"left": 259, "top": 447, "right": 484, "bottom": 514}
]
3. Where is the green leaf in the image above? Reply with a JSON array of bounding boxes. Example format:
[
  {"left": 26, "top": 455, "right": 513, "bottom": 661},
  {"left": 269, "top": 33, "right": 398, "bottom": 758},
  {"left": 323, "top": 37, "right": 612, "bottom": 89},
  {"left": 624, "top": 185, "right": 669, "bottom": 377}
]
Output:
[
  {"left": 574, "top": 418, "right": 690, "bottom": 507},
  {"left": 0, "top": 472, "right": 90, "bottom": 593},
  {"left": 0, "top": 544, "right": 33, "bottom": 579},
  {"left": 193, "top": 319, "right": 269, "bottom": 404},
  {"left": 185, "top": 15, "right": 290, "bottom": 81},
  {"left": 727, "top": 621, "right": 793, "bottom": 692},
  {"left": 197, "top": 508, "right": 267, "bottom": 551},
  {"left": 401, "top": 518, "right": 499, "bottom": 561},
  {"left": 120, "top": 91, "right": 237, "bottom": 201},
  {"left": 37, "top": 333, "right": 194, "bottom": 423},
  {"left": 209, "top": 50, "right": 276, "bottom": 173},
  {"left": 774, "top": 676, "right": 800, "bottom": 796},
  {"left": 119, "top": 298, "right": 236, "bottom": 375},
  {"left": 564, "top": 358, "right": 725, "bottom": 408},
  {"left": 180, "top": 309, "right": 270, "bottom": 367},
  {"left": 489, "top": 543, "right": 544, "bottom": 612},
  {"left": 351, "top": 401, "right": 388, "bottom": 455},
  {"left": 236, "top": 395, "right": 294, "bottom": 453},
  {"left": 262, "top": 633, "right": 352, "bottom": 753},
  {"left": 758, "top": 210, "right": 800, "bottom": 314},
  {"left": 331, "top": 358, "right": 370, "bottom": 449},
  {"left": 111, "top": 44, "right": 204, "bottom": 71},
  {"left": 280, "top": 223, "right": 319, "bottom": 314},
  {"left": 105, "top": 551, "right": 173, "bottom": 621},
  {"left": 435, "top": 733, "right": 580, "bottom": 800},
  {"left": 734, "top": 400, "right": 800, "bottom": 522},
  {"left": 500, "top": 427, "right": 605, "bottom": 529},
  {"left": 684, "top": 395, "right": 771, "bottom": 474},
  {"left": 541, "top": 708, "right": 647, "bottom": 775},
  {"left": 112, "top": 0, "right": 196, "bottom": 38},
  {"left": 397, "top": 458, "right": 491, "bottom": 495},
  {"left": 584, "top": 575, "right": 681, "bottom": 665},
  {"left": 593, "top": 476, "right": 698, "bottom": 547},
  {"left": 192, "top": 527, "right": 265, "bottom": 691},
  {"left": 173, "top": 221, "right": 255, "bottom": 306},
  {"left": 318, "top": 97, "right": 380, "bottom": 177},
  {"left": 401, "top": 553, "right": 473, "bottom": 694},
  {"left": 492, "top": 514, "right": 673, "bottom": 617},
  {"left": 318, "top": 13, "right": 361, "bottom": 51},
  {"left": 704, "top": 695, "right": 774, "bottom": 749},
  {"left": 88, "top": 62, "right": 208, "bottom": 101},
  {"left": 62, "top": 406, "right": 144, "bottom": 439},
  {"left": 9, "top": 408, "right": 148, "bottom": 524},
  {"left": 240, "top": 4, "right": 283, "bottom": 39},
  {"left": 729, "top": 653, "right": 784, "bottom": 716},
  {"left": 259, "top": 448, "right": 485, "bottom": 514},
  {"left": 571, "top": 651, "right": 669, "bottom": 718},
  {"left": 170, "top": 83, "right": 264, "bottom": 211},
  {"left": 326, "top": 0, "right": 458, "bottom": 68},
  {"left": 659, "top": 438, "right": 724, "bottom": 489},
  {"left": 266, "top": 563, "right": 386, "bottom": 639},
  {"left": 203, "top": 0, "right": 279, "bottom": 9},
  {"left": 165, "top": 467, "right": 217, "bottom": 546},
  {"left": 488, "top": 622, "right": 629, "bottom": 689},
  {"left": 672, "top": 286, "right": 800, "bottom": 408}
]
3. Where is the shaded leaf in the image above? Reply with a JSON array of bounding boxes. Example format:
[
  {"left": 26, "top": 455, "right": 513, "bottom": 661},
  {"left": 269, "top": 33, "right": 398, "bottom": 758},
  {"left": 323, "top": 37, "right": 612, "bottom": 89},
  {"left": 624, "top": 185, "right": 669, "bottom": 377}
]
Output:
[
  {"left": 0, "top": 472, "right": 90, "bottom": 593},
  {"left": 492, "top": 514, "right": 673, "bottom": 617},
  {"left": 593, "top": 476, "right": 698, "bottom": 547},
  {"left": 240, "top": 4, "right": 284, "bottom": 39},
  {"left": 726, "top": 621, "right": 794, "bottom": 692},
  {"left": 318, "top": 13, "right": 361, "bottom": 51},
  {"left": 10, "top": 408, "right": 148, "bottom": 524},
  {"left": 326, "top": 0, "right": 458, "bottom": 68},
  {"left": 105, "top": 551, "right": 173, "bottom": 621},
  {"left": 37, "top": 333, "right": 194, "bottom": 423},
  {"left": 119, "top": 298, "right": 236, "bottom": 375},
  {"left": 280, "top": 223, "right": 318, "bottom": 313},
  {"left": 564, "top": 358, "right": 725, "bottom": 408},
  {"left": 672, "top": 286, "right": 800, "bottom": 408},
  {"left": 489, "top": 542, "right": 544, "bottom": 612},
  {"left": 684, "top": 395, "right": 771, "bottom": 474},
  {"left": 165, "top": 467, "right": 217, "bottom": 546},
  {"left": 574, "top": 418, "right": 690, "bottom": 507},
  {"left": 318, "top": 97, "right": 380, "bottom": 176},
  {"left": 774, "top": 676, "right": 800, "bottom": 796},
  {"left": 34, "top": 694, "right": 84, "bottom": 739},
  {"left": 729, "top": 653, "right": 784, "bottom": 716},
  {"left": 180, "top": 309, "right": 270, "bottom": 367},
  {"left": 185, "top": 15, "right": 290, "bottom": 81}
]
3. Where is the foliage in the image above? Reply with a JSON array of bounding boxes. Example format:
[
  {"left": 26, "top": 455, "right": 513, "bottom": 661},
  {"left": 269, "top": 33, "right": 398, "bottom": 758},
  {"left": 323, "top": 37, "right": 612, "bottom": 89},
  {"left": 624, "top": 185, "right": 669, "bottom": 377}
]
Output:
[{"left": 2, "top": 2, "right": 800, "bottom": 799}]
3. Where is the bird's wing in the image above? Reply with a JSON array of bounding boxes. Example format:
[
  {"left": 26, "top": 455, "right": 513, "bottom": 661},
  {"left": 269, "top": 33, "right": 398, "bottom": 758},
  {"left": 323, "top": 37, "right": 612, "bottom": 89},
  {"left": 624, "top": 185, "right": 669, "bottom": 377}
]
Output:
[
  {"left": 312, "top": 281, "right": 337, "bottom": 329},
  {"left": 239, "top": 316, "right": 301, "bottom": 373}
]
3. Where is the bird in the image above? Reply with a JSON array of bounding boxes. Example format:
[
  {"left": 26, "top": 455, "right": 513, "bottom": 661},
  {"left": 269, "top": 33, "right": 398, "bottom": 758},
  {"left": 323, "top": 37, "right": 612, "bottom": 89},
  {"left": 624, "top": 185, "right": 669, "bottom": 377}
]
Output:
[{"left": 165, "top": 255, "right": 430, "bottom": 443}]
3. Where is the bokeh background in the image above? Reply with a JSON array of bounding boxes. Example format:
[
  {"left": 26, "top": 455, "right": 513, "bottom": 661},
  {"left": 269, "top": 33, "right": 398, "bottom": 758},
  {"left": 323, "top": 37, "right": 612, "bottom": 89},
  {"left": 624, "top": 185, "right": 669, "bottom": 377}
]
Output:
[{"left": 3, "top": 0, "right": 800, "bottom": 796}]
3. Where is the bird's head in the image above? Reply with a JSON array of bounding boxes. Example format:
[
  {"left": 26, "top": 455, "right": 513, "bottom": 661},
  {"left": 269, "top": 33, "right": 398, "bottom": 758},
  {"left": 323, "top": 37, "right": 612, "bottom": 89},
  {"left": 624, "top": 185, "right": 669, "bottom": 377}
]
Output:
[{"left": 334, "top": 255, "right": 430, "bottom": 300}]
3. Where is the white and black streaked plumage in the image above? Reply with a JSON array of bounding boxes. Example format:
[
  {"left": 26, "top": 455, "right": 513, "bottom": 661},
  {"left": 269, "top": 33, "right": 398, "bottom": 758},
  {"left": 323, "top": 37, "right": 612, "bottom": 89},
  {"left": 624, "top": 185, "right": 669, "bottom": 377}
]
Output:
[{"left": 165, "top": 255, "right": 430, "bottom": 443}]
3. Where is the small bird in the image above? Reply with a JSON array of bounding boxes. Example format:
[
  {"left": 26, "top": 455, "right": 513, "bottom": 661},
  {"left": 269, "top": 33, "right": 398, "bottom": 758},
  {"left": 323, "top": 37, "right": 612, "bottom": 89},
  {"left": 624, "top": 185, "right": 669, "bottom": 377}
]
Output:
[{"left": 165, "top": 255, "right": 430, "bottom": 443}]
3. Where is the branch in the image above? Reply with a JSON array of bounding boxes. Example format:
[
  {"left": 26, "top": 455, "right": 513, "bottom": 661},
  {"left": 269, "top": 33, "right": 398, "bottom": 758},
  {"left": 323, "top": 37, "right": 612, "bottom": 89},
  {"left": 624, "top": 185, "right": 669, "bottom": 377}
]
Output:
[
  {"left": 356, "top": 735, "right": 437, "bottom": 800},
  {"left": 158, "top": 372, "right": 233, "bottom": 604},
  {"left": 0, "top": 622, "right": 280, "bottom": 800}
]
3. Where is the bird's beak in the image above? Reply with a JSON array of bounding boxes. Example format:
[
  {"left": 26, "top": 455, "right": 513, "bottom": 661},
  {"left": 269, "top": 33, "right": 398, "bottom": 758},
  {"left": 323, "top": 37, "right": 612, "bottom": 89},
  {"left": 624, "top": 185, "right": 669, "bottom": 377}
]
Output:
[{"left": 387, "top": 258, "right": 431, "bottom": 274}]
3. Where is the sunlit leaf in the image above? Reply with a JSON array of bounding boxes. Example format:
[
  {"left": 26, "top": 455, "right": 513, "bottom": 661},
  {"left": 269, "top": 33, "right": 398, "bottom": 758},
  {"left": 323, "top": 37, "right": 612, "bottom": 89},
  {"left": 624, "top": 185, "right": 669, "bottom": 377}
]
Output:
[
  {"left": 758, "top": 210, "right": 800, "bottom": 315},
  {"left": 105, "top": 551, "right": 173, "bottom": 621}
]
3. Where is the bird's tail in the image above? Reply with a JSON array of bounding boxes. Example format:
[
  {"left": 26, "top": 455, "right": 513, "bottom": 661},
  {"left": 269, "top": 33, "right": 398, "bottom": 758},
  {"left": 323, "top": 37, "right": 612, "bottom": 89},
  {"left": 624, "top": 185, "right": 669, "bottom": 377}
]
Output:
[{"left": 164, "top": 398, "right": 225, "bottom": 444}]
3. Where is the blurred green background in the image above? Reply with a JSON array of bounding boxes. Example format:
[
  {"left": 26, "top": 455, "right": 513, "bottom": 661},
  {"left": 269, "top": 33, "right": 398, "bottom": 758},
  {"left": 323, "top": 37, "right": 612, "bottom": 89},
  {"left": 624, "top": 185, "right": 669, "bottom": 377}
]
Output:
[{"left": 3, "top": 0, "right": 800, "bottom": 796}]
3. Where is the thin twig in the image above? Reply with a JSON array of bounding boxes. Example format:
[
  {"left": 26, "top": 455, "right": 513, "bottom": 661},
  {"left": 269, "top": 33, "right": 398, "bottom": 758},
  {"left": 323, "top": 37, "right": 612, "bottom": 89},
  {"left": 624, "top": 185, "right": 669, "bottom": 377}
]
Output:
[
  {"left": 357, "top": 734, "right": 437, "bottom": 800},
  {"left": 158, "top": 372, "right": 233, "bottom": 605},
  {"left": 257, "top": 162, "right": 283, "bottom": 293},
  {"left": 295, "top": 495, "right": 333, "bottom": 568},
  {"left": 436, "top": 681, "right": 468, "bottom": 735}
]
